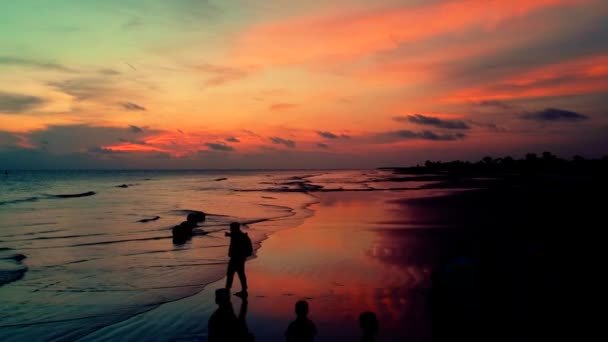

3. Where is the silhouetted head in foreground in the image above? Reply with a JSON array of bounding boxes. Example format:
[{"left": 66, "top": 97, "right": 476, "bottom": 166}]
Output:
[
  {"left": 295, "top": 300, "right": 309, "bottom": 317},
  {"left": 215, "top": 288, "right": 231, "bottom": 307},
  {"left": 359, "top": 311, "right": 378, "bottom": 342},
  {"left": 286, "top": 300, "right": 317, "bottom": 342}
]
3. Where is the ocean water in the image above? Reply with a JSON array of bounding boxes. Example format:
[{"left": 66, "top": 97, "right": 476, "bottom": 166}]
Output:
[{"left": 0, "top": 169, "right": 399, "bottom": 340}]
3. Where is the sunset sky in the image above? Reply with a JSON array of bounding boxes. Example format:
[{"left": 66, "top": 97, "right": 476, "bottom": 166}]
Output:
[{"left": 1, "top": 0, "right": 607, "bottom": 168}]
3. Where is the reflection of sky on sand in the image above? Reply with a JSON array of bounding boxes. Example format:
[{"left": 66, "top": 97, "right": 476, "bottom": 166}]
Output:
[{"left": 246, "top": 189, "right": 452, "bottom": 340}]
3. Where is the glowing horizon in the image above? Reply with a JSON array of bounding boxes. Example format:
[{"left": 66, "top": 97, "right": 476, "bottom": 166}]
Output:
[{"left": 1, "top": 0, "right": 607, "bottom": 168}]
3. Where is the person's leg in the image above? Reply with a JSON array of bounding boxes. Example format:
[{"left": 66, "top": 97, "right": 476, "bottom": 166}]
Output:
[
  {"left": 225, "top": 259, "right": 236, "bottom": 290},
  {"left": 236, "top": 259, "right": 248, "bottom": 291}
]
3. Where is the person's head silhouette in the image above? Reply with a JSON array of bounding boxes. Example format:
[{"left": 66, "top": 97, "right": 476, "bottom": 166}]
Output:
[
  {"left": 230, "top": 222, "right": 241, "bottom": 234},
  {"left": 295, "top": 300, "right": 309, "bottom": 318},
  {"left": 215, "top": 288, "right": 231, "bottom": 307},
  {"left": 359, "top": 311, "right": 378, "bottom": 339},
  {"left": 286, "top": 300, "right": 317, "bottom": 341}
]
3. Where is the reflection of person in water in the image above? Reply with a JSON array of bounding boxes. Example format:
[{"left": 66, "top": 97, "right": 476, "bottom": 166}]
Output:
[
  {"left": 285, "top": 300, "right": 317, "bottom": 342},
  {"left": 225, "top": 222, "right": 253, "bottom": 297},
  {"left": 208, "top": 288, "right": 254, "bottom": 342},
  {"left": 238, "top": 297, "right": 254, "bottom": 342},
  {"left": 359, "top": 311, "right": 378, "bottom": 342}
]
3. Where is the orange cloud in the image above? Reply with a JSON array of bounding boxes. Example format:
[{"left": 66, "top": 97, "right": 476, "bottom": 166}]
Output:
[
  {"left": 101, "top": 130, "right": 265, "bottom": 157},
  {"left": 102, "top": 132, "right": 202, "bottom": 157},
  {"left": 234, "top": 0, "right": 586, "bottom": 66},
  {"left": 101, "top": 143, "right": 169, "bottom": 154},
  {"left": 445, "top": 54, "right": 608, "bottom": 102}
]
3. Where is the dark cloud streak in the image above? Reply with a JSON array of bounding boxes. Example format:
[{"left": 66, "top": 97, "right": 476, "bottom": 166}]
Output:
[
  {"left": 520, "top": 108, "right": 588, "bottom": 122},
  {"left": 375, "top": 130, "right": 466, "bottom": 143},
  {"left": 129, "top": 125, "right": 143, "bottom": 133},
  {"left": 317, "top": 131, "right": 350, "bottom": 139},
  {"left": 99, "top": 68, "right": 122, "bottom": 75},
  {"left": 49, "top": 78, "right": 112, "bottom": 100},
  {"left": 205, "top": 142, "right": 234, "bottom": 152},
  {"left": 0, "top": 92, "right": 45, "bottom": 113},
  {"left": 395, "top": 114, "right": 470, "bottom": 129},
  {"left": 475, "top": 100, "right": 512, "bottom": 109},
  {"left": 317, "top": 131, "right": 338, "bottom": 139},
  {"left": 121, "top": 102, "right": 146, "bottom": 111},
  {"left": 270, "top": 137, "right": 296, "bottom": 148}
]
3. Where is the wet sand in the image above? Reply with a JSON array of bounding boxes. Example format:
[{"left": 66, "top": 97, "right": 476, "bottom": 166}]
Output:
[{"left": 243, "top": 190, "right": 439, "bottom": 341}]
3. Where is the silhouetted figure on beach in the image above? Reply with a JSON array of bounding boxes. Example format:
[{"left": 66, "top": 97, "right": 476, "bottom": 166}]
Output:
[
  {"left": 285, "top": 300, "right": 317, "bottom": 342},
  {"left": 208, "top": 288, "right": 254, "bottom": 342},
  {"left": 225, "top": 222, "right": 253, "bottom": 297},
  {"left": 359, "top": 311, "right": 378, "bottom": 342},
  {"left": 172, "top": 211, "right": 206, "bottom": 244},
  {"left": 189, "top": 211, "right": 206, "bottom": 223}
]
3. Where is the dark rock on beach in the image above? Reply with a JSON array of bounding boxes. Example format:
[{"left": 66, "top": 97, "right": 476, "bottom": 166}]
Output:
[
  {"left": 52, "top": 191, "right": 96, "bottom": 198},
  {"left": 137, "top": 216, "right": 161, "bottom": 223},
  {"left": 0, "top": 252, "right": 28, "bottom": 286},
  {"left": 116, "top": 183, "right": 138, "bottom": 188}
]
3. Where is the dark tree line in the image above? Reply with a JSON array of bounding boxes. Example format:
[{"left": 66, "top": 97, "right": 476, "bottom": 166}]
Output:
[{"left": 388, "top": 152, "right": 608, "bottom": 177}]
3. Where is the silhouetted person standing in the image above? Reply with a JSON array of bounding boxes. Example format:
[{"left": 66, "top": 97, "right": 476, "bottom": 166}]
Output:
[
  {"left": 285, "top": 300, "right": 317, "bottom": 342},
  {"left": 225, "top": 222, "right": 253, "bottom": 297},
  {"left": 359, "top": 311, "right": 378, "bottom": 342}
]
